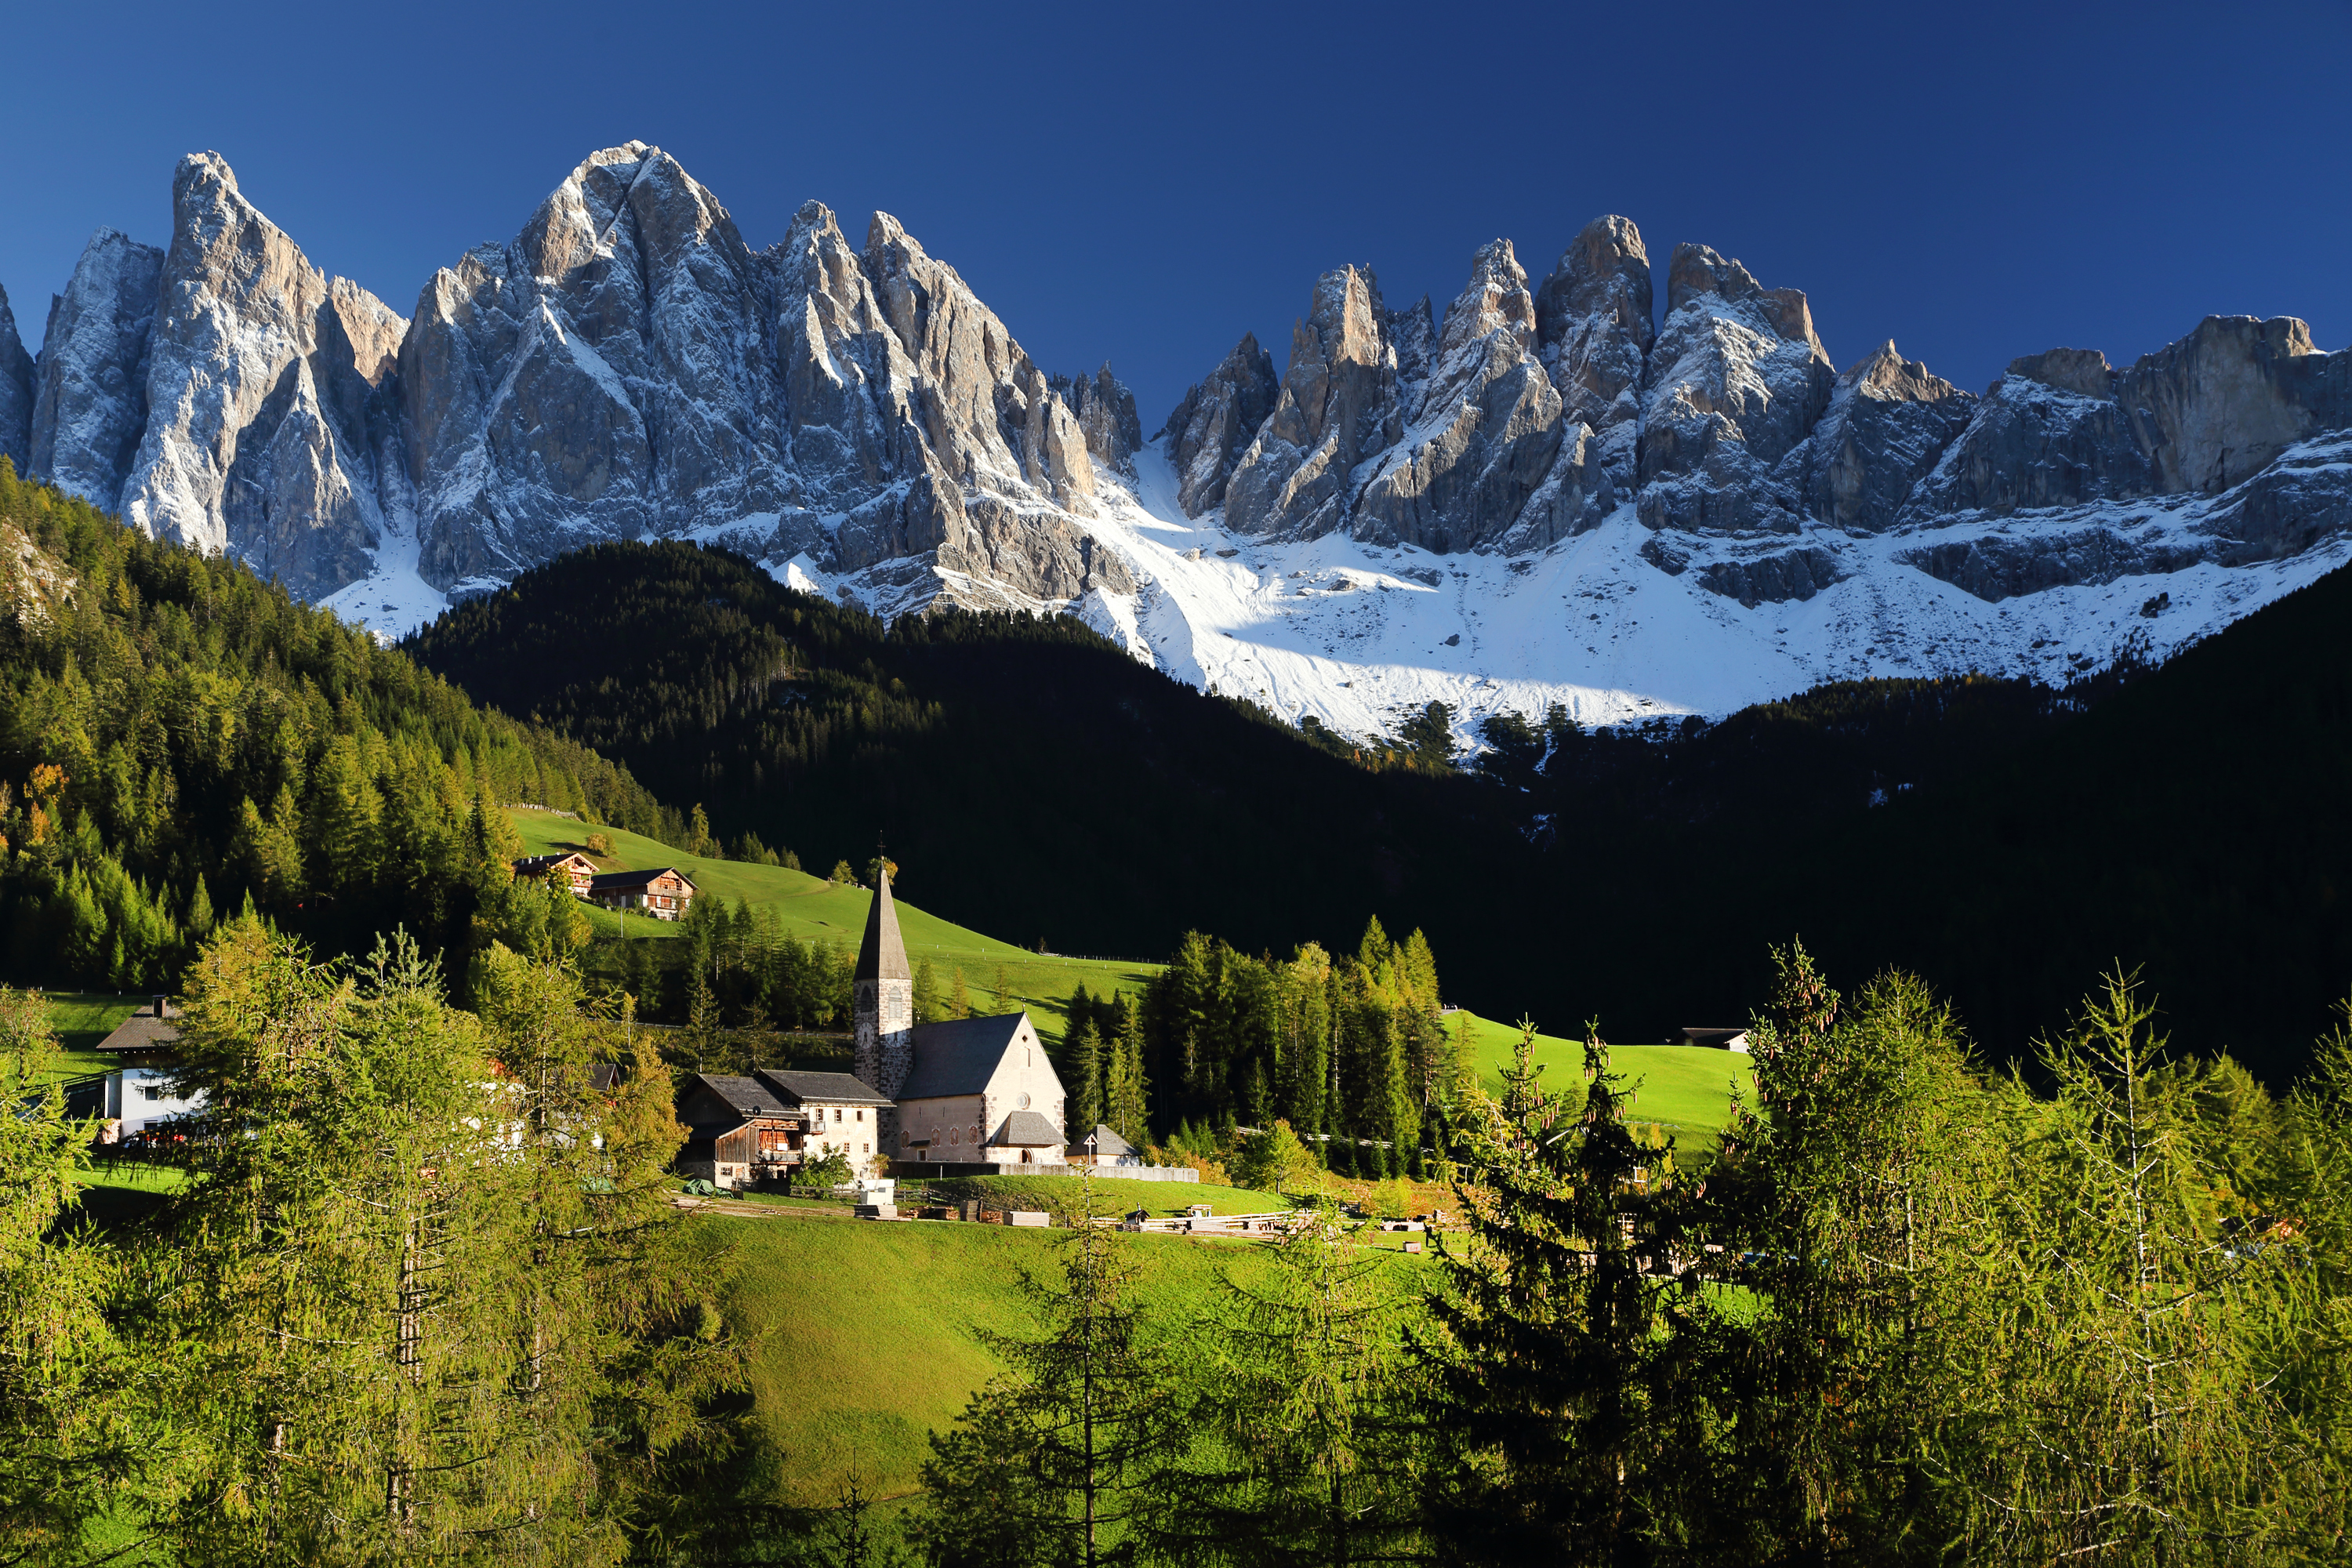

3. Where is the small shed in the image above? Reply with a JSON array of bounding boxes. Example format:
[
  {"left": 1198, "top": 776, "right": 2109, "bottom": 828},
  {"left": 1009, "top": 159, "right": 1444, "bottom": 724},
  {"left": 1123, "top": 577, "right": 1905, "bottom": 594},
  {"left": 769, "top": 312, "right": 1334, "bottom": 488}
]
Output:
[
  {"left": 1070, "top": 1123, "right": 1142, "bottom": 1167},
  {"left": 1678, "top": 1027, "right": 1751, "bottom": 1053}
]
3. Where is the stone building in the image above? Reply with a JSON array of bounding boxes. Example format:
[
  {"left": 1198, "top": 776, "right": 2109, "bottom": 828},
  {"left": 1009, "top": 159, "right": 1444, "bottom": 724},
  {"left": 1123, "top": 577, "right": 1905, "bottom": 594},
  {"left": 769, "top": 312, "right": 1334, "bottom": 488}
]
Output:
[{"left": 852, "top": 866, "right": 1069, "bottom": 1173}]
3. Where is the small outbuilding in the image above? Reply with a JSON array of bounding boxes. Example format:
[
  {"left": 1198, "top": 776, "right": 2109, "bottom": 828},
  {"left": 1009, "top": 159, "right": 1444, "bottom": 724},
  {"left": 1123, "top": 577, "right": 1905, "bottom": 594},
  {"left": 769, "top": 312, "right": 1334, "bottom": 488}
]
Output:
[
  {"left": 1070, "top": 1123, "right": 1141, "bottom": 1167},
  {"left": 1678, "top": 1026, "right": 1751, "bottom": 1053}
]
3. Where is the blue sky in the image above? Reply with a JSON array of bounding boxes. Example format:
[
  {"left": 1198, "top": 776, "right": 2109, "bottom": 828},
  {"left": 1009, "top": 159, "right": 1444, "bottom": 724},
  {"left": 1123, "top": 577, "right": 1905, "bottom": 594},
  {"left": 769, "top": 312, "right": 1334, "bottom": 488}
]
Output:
[{"left": 5, "top": 0, "right": 2346, "bottom": 431}]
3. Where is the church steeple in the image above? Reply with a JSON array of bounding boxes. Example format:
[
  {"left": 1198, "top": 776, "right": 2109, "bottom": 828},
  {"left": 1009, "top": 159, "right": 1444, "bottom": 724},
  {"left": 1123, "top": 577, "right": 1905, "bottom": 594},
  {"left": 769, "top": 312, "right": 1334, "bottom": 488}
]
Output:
[{"left": 852, "top": 861, "right": 915, "bottom": 1107}]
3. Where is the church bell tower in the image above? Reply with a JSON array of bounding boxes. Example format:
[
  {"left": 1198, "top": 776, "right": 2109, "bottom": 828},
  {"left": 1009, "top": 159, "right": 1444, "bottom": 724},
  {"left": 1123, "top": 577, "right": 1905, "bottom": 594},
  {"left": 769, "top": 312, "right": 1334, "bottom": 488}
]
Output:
[{"left": 853, "top": 863, "right": 915, "bottom": 1139}]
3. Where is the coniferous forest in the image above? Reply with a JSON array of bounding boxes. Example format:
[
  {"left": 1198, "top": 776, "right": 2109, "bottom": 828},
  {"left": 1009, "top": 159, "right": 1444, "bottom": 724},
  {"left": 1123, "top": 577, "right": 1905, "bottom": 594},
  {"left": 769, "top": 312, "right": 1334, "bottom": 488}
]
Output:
[{"left": 407, "top": 539, "right": 2352, "bottom": 1083}]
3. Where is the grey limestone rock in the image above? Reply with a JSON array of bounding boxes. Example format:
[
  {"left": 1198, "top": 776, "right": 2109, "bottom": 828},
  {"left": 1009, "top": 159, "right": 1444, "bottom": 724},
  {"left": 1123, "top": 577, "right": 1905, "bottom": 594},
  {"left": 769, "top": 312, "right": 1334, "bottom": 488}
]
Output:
[
  {"left": 1694, "top": 543, "right": 1848, "bottom": 607},
  {"left": 1054, "top": 363, "right": 1143, "bottom": 475},
  {"left": 1799, "top": 341, "right": 1976, "bottom": 532},
  {"left": 1901, "top": 351, "right": 2155, "bottom": 520},
  {"left": 112, "top": 153, "right": 402, "bottom": 597},
  {"left": 0, "top": 287, "right": 32, "bottom": 474},
  {"left": 2114, "top": 315, "right": 2347, "bottom": 494},
  {"left": 1159, "top": 332, "right": 1279, "bottom": 516},
  {"left": 1224, "top": 265, "right": 1400, "bottom": 538},
  {"left": 1637, "top": 242, "right": 1836, "bottom": 534},
  {"left": 1356, "top": 238, "right": 1593, "bottom": 552},
  {"left": 1534, "top": 215, "right": 1652, "bottom": 493},
  {"left": 30, "top": 227, "right": 164, "bottom": 509}
]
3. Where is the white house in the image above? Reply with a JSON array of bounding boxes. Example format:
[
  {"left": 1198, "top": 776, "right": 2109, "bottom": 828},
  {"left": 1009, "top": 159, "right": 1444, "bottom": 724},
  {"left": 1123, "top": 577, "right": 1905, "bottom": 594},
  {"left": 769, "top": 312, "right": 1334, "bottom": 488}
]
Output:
[{"left": 104, "top": 1066, "right": 205, "bottom": 1138}]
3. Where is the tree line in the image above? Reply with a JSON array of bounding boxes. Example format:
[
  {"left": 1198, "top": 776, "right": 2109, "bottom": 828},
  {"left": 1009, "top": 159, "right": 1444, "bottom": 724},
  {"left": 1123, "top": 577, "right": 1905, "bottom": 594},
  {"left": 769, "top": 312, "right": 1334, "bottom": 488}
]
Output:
[
  {"left": 0, "top": 462, "right": 685, "bottom": 992},
  {"left": 909, "top": 946, "right": 2352, "bottom": 1566}
]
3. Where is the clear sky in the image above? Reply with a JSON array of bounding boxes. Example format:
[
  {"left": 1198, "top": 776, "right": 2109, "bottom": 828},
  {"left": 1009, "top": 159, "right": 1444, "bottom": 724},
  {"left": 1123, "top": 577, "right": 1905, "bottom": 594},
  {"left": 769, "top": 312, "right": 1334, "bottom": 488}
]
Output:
[{"left": 4, "top": 0, "right": 2346, "bottom": 434}]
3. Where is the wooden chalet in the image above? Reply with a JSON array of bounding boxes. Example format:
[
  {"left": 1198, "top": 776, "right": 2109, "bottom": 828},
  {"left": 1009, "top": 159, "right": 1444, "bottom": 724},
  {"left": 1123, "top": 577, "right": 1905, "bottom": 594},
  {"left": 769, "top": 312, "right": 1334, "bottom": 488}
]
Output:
[
  {"left": 674, "top": 1068, "right": 892, "bottom": 1189},
  {"left": 586, "top": 866, "right": 697, "bottom": 920},
  {"left": 513, "top": 851, "right": 597, "bottom": 896}
]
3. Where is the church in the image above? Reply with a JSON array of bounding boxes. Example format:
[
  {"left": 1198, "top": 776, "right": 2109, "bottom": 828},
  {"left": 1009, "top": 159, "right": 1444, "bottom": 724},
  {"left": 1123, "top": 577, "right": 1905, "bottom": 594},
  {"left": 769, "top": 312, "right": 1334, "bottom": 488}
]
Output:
[{"left": 852, "top": 867, "right": 1071, "bottom": 1172}]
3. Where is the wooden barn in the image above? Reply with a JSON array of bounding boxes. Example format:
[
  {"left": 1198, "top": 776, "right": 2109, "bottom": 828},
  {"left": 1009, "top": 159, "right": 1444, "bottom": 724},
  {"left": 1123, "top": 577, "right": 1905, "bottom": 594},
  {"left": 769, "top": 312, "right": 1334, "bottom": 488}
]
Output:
[
  {"left": 586, "top": 866, "right": 698, "bottom": 920},
  {"left": 513, "top": 851, "right": 597, "bottom": 896}
]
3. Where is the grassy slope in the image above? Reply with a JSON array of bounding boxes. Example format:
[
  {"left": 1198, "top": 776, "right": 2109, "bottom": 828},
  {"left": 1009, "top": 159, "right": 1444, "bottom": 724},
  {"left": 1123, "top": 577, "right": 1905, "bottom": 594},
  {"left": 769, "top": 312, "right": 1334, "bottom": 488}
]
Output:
[
  {"left": 721, "top": 1214, "right": 1435, "bottom": 1505},
  {"left": 1451, "top": 1010, "right": 1755, "bottom": 1145},
  {"left": 913, "top": 1174, "right": 1285, "bottom": 1217},
  {"left": 510, "top": 808, "right": 1158, "bottom": 1041},
  {"left": 34, "top": 992, "right": 143, "bottom": 1083}
]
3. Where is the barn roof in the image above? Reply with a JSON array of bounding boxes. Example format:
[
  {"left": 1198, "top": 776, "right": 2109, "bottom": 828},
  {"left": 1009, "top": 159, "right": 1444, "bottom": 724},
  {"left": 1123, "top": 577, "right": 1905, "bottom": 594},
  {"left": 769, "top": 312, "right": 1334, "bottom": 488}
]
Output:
[
  {"left": 899, "top": 1014, "right": 1031, "bottom": 1100},
  {"left": 854, "top": 867, "right": 912, "bottom": 983},
  {"left": 1076, "top": 1123, "right": 1134, "bottom": 1158},
  {"left": 685, "top": 1074, "right": 793, "bottom": 1120},
  {"left": 753, "top": 1069, "right": 892, "bottom": 1106},
  {"left": 587, "top": 866, "right": 697, "bottom": 893},
  {"left": 990, "top": 1109, "right": 1065, "bottom": 1147}
]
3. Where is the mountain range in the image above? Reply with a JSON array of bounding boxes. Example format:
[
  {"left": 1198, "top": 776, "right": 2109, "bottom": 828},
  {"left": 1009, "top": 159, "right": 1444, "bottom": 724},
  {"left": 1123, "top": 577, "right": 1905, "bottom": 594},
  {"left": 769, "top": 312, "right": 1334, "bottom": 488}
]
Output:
[{"left": 5, "top": 143, "right": 2349, "bottom": 739}]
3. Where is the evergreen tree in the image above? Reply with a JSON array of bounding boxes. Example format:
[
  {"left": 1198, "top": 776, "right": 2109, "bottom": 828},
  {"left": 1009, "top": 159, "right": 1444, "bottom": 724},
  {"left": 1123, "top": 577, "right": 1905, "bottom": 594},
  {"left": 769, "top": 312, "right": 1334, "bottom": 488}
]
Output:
[
  {"left": 1069, "top": 1018, "right": 1106, "bottom": 1135},
  {"left": 1419, "top": 1020, "right": 1695, "bottom": 1564},
  {"left": 992, "top": 960, "right": 1014, "bottom": 1019},
  {"left": 1107, "top": 1006, "right": 1150, "bottom": 1149},
  {"left": 949, "top": 967, "right": 972, "bottom": 1021},
  {"left": 914, "top": 1196, "right": 1181, "bottom": 1568},
  {"left": 1141, "top": 1203, "right": 1421, "bottom": 1566},
  {"left": 0, "top": 987, "right": 129, "bottom": 1559},
  {"left": 913, "top": 956, "right": 942, "bottom": 1024}
]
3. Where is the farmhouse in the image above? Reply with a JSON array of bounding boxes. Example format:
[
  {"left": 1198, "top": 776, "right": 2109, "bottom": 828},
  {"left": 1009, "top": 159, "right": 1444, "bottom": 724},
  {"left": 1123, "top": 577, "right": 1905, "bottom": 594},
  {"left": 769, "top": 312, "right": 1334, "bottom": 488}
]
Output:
[
  {"left": 514, "top": 851, "right": 597, "bottom": 896},
  {"left": 1679, "top": 1026, "right": 1751, "bottom": 1053},
  {"left": 675, "top": 1069, "right": 891, "bottom": 1188},
  {"left": 586, "top": 866, "right": 697, "bottom": 919}
]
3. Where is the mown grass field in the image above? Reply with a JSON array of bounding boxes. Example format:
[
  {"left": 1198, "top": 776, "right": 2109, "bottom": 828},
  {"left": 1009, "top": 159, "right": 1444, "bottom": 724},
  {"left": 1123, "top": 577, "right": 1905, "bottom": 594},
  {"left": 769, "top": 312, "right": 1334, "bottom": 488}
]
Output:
[
  {"left": 720, "top": 1212, "right": 1436, "bottom": 1506},
  {"left": 510, "top": 808, "right": 1156, "bottom": 1040},
  {"left": 1451, "top": 1010, "right": 1755, "bottom": 1147},
  {"left": 32, "top": 991, "right": 143, "bottom": 1082}
]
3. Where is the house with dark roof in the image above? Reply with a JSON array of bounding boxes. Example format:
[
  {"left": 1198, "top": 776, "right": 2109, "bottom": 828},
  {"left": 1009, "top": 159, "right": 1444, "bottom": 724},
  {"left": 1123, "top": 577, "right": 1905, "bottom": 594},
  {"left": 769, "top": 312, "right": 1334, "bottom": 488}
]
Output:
[
  {"left": 673, "top": 1068, "right": 892, "bottom": 1189},
  {"left": 586, "top": 866, "right": 697, "bottom": 920},
  {"left": 1678, "top": 1026, "right": 1751, "bottom": 1053},
  {"left": 514, "top": 851, "right": 597, "bottom": 896}
]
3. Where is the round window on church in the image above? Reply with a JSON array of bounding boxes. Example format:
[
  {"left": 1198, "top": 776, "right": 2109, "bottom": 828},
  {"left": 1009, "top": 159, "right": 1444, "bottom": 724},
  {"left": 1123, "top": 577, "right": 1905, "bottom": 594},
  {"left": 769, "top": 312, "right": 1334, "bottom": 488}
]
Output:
[{"left": 1018, "top": 1092, "right": 1032, "bottom": 1110}]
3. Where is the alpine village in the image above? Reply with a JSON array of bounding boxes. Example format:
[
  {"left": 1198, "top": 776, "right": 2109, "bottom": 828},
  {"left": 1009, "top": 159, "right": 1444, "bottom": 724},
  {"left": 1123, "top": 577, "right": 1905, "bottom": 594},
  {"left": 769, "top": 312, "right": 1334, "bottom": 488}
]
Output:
[{"left": 8, "top": 20, "right": 2352, "bottom": 1563}]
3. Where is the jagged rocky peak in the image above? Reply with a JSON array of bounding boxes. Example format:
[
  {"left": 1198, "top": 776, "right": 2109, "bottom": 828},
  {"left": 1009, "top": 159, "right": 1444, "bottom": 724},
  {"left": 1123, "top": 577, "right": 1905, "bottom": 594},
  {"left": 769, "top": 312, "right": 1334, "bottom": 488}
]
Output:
[
  {"left": 1159, "top": 332, "right": 1280, "bottom": 517},
  {"left": 2007, "top": 346, "right": 2114, "bottom": 400},
  {"left": 30, "top": 227, "right": 164, "bottom": 510},
  {"left": 1637, "top": 240, "right": 1837, "bottom": 533},
  {"left": 1052, "top": 363, "right": 1143, "bottom": 475},
  {"left": 1534, "top": 215, "right": 1653, "bottom": 492},
  {"left": 0, "top": 285, "right": 34, "bottom": 474},
  {"left": 1223, "top": 264, "right": 1401, "bottom": 538},
  {"left": 1356, "top": 237, "right": 1608, "bottom": 554},
  {"left": 1802, "top": 340, "right": 1976, "bottom": 533}
]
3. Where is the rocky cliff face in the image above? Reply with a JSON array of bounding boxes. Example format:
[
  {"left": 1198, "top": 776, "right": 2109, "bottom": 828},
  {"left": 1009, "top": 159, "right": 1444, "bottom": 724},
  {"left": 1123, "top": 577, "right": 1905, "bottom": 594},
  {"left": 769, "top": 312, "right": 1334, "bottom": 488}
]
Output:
[
  {"left": 18, "top": 147, "right": 2352, "bottom": 730},
  {"left": 1160, "top": 216, "right": 2352, "bottom": 616}
]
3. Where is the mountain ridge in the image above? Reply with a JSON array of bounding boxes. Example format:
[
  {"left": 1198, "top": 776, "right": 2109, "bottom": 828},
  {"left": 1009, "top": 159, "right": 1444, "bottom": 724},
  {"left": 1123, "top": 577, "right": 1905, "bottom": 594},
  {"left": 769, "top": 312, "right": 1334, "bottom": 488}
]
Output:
[{"left": 8, "top": 145, "right": 2350, "bottom": 740}]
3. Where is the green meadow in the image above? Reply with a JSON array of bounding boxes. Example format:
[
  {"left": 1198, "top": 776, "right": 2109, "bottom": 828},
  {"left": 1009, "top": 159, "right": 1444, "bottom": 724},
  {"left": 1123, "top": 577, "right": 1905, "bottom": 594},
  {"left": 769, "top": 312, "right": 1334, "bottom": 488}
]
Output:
[
  {"left": 719, "top": 1212, "right": 1436, "bottom": 1506},
  {"left": 509, "top": 808, "right": 1158, "bottom": 1039},
  {"left": 1450, "top": 1009, "right": 1755, "bottom": 1146},
  {"left": 34, "top": 991, "right": 143, "bottom": 1082}
]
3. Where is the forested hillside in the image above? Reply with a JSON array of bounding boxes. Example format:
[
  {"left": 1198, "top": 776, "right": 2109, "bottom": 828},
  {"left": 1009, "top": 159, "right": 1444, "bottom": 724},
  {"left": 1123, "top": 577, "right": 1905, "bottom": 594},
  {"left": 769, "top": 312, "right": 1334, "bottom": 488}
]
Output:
[
  {"left": 0, "top": 463, "right": 681, "bottom": 988},
  {"left": 406, "top": 543, "right": 1530, "bottom": 969},
  {"left": 408, "top": 539, "right": 2352, "bottom": 1084}
]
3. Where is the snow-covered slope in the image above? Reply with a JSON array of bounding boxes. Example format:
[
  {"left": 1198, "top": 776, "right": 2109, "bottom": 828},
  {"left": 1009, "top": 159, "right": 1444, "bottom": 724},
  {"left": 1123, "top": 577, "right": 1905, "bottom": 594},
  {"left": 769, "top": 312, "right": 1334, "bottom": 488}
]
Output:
[{"left": 20, "top": 147, "right": 2352, "bottom": 729}]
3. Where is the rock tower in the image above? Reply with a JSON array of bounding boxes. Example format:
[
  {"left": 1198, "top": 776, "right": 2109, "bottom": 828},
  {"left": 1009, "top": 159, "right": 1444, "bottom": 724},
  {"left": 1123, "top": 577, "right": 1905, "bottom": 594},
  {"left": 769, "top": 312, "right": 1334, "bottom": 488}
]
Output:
[{"left": 853, "top": 866, "right": 914, "bottom": 1145}]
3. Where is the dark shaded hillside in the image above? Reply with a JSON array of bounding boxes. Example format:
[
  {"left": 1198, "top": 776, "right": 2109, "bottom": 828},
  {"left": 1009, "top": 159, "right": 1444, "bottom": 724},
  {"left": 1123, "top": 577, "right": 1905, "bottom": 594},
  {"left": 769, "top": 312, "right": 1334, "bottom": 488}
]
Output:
[
  {"left": 406, "top": 543, "right": 1534, "bottom": 983},
  {"left": 1546, "top": 566, "right": 2352, "bottom": 1083},
  {"left": 410, "top": 541, "right": 2352, "bottom": 1085}
]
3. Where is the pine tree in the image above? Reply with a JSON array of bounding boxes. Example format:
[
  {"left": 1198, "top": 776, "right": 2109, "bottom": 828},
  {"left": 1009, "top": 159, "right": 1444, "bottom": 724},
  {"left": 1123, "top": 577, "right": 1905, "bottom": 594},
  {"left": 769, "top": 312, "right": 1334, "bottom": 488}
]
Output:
[
  {"left": 949, "top": 967, "right": 972, "bottom": 1021},
  {"left": 1107, "top": 1006, "right": 1150, "bottom": 1149},
  {"left": 1141, "top": 1205, "right": 1421, "bottom": 1566},
  {"left": 913, "top": 956, "right": 942, "bottom": 1024},
  {"left": 992, "top": 960, "right": 1014, "bottom": 1019},
  {"left": 187, "top": 871, "right": 215, "bottom": 938},
  {"left": 0, "top": 987, "right": 128, "bottom": 1558},
  {"left": 913, "top": 1196, "right": 1182, "bottom": 1567},
  {"left": 1069, "top": 1018, "right": 1106, "bottom": 1134},
  {"left": 1419, "top": 1019, "right": 1694, "bottom": 1564}
]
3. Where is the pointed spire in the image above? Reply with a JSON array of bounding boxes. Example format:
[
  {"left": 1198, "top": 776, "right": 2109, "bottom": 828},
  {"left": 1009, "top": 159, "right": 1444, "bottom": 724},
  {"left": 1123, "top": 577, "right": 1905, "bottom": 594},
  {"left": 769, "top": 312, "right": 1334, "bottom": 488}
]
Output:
[{"left": 855, "top": 862, "right": 911, "bottom": 982}]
